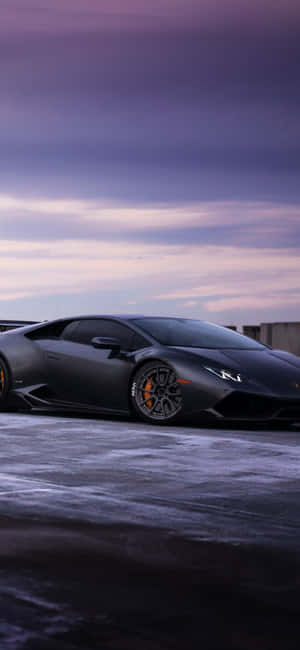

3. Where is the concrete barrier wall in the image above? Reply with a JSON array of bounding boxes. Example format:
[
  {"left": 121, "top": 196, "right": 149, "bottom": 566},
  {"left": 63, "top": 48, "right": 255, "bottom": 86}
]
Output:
[
  {"left": 243, "top": 325, "right": 261, "bottom": 342},
  {"left": 260, "top": 322, "right": 300, "bottom": 356},
  {"left": 243, "top": 322, "right": 300, "bottom": 357}
]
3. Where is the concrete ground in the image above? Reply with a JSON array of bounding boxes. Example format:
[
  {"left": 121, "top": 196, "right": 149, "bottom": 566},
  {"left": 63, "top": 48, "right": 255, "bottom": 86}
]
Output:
[
  {"left": 1, "top": 412, "right": 300, "bottom": 549},
  {"left": 0, "top": 412, "right": 300, "bottom": 649}
]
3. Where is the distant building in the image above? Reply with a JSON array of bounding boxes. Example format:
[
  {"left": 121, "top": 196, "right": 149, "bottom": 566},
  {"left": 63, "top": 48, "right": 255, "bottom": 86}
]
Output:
[
  {"left": 260, "top": 322, "right": 300, "bottom": 357},
  {"left": 243, "top": 322, "right": 300, "bottom": 357},
  {"left": 243, "top": 325, "right": 261, "bottom": 341}
]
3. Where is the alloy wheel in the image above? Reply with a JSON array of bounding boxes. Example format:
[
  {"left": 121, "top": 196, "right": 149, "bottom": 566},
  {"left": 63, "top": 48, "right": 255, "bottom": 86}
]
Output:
[{"left": 132, "top": 363, "right": 182, "bottom": 422}]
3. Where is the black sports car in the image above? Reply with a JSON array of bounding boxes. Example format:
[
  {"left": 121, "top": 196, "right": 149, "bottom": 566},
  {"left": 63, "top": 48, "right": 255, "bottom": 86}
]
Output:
[{"left": 0, "top": 315, "right": 300, "bottom": 424}]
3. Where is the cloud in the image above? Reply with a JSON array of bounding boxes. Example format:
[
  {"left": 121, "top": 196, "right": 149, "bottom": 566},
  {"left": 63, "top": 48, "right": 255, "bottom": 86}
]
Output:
[
  {"left": 0, "top": 17, "right": 299, "bottom": 205},
  {"left": 2, "top": 0, "right": 300, "bottom": 34},
  {"left": 0, "top": 209, "right": 300, "bottom": 324},
  {"left": 0, "top": 2, "right": 299, "bottom": 324},
  {"left": 0, "top": 193, "right": 299, "bottom": 324},
  {"left": 205, "top": 294, "right": 300, "bottom": 312},
  {"left": 1, "top": 194, "right": 300, "bottom": 246}
]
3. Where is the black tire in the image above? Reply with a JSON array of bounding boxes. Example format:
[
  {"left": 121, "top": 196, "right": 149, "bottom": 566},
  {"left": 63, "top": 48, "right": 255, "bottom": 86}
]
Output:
[
  {"left": 0, "top": 358, "right": 10, "bottom": 411},
  {"left": 131, "top": 361, "right": 183, "bottom": 424}
]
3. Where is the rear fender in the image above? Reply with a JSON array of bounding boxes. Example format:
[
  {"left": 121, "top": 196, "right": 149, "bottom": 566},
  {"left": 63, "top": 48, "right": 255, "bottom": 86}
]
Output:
[{"left": 0, "top": 334, "right": 47, "bottom": 389}]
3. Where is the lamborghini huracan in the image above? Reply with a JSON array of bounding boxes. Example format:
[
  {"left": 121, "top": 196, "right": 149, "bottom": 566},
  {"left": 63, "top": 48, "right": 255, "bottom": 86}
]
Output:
[{"left": 0, "top": 315, "right": 300, "bottom": 424}]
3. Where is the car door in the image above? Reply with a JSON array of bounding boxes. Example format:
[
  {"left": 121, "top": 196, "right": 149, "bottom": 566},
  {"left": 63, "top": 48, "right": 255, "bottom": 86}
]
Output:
[{"left": 43, "top": 319, "right": 138, "bottom": 411}]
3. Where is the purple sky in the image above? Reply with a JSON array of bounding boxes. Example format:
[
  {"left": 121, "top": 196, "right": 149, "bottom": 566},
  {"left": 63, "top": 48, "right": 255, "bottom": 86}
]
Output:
[{"left": 1, "top": 0, "right": 300, "bottom": 325}]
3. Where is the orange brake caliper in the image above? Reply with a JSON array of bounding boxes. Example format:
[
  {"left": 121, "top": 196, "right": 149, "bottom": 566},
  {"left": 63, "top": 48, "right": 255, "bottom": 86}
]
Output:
[
  {"left": 144, "top": 377, "right": 153, "bottom": 410},
  {"left": 0, "top": 369, "right": 4, "bottom": 393}
]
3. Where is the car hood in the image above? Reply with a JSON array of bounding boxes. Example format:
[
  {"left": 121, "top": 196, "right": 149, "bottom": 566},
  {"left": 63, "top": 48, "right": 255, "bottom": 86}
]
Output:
[{"left": 170, "top": 346, "right": 300, "bottom": 397}]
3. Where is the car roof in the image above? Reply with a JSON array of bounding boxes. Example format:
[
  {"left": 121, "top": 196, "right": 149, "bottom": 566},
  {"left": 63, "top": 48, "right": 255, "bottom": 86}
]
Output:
[
  {"left": 66, "top": 314, "right": 146, "bottom": 320},
  {"left": 52, "top": 315, "right": 203, "bottom": 321},
  {"left": 6, "top": 315, "right": 207, "bottom": 337}
]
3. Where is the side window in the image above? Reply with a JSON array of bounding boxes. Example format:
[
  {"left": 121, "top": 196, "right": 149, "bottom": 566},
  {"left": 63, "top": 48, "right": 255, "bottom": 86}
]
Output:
[
  {"left": 61, "top": 321, "right": 81, "bottom": 341},
  {"left": 93, "top": 321, "right": 134, "bottom": 350},
  {"left": 27, "top": 320, "right": 75, "bottom": 340},
  {"left": 65, "top": 320, "right": 103, "bottom": 345},
  {"left": 62, "top": 319, "right": 144, "bottom": 351},
  {"left": 62, "top": 319, "right": 151, "bottom": 350}
]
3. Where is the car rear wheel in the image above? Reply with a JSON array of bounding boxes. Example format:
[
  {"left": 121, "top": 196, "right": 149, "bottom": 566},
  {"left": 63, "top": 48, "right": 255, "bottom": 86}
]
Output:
[
  {"left": 0, "top": 358, "right": 10, "bottom": 411},
  {"left": 131, "top": 362, "right": 183, "bottom": 424}
]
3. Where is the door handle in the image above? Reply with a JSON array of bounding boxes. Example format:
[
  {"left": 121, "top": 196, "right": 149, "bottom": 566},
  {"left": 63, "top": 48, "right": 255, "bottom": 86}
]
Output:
[{"left": 47, "top": 353, "right": 61, "bottom": 361}]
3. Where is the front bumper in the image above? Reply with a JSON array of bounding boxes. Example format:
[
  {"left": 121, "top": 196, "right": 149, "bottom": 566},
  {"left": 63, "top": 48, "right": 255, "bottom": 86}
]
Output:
[{"left": 211, "top": 390, "right": 300, "bottom": 421}]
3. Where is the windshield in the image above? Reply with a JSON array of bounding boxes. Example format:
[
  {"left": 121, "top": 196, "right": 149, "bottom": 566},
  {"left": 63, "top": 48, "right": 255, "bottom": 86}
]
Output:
[{"left": 132, "top": 318, "right": 265, "bottom": 350}]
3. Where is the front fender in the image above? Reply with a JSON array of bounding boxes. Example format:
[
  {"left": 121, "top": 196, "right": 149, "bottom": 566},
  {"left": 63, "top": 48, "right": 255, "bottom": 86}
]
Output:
[{"left": 131, "top": 346, "right": 232, "bottom": 414}]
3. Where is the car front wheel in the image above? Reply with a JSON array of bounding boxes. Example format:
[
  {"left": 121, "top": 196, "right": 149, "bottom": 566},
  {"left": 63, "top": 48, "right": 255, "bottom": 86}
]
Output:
[{"left": 131, "top": 362, "right": 183, "bottom": 424}]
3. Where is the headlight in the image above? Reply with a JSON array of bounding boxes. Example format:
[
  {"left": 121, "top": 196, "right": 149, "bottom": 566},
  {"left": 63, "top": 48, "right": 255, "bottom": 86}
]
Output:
[{"left": 204, "top": 366, "right": 244, "bottom": 383}]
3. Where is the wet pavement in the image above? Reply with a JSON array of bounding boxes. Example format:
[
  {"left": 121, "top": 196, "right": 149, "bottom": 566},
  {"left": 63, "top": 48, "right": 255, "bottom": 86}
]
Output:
[
  {"left": 0, "top": 412, "right": 300, "bottom": 549},
  {"left": 0, "top": 412, "right": 300, "bottom": 649}
]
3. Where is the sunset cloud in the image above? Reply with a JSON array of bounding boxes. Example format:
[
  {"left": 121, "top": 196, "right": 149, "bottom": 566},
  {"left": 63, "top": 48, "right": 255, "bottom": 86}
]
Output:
[
  {"left": 2, "top": 0, "right": 300, "bottom": 33},
  {"left": 205, "top": 294, "right": 300, "bottom": 313},
  {"left": 0, "top": 194, "right": 299, "bottom": 244},
  {"left": 1, "top": 220, "right": 300, "bottom": 326},
  {"left": 0, "top": 193, "right": 300, "bottom": 323},
  {"left": 0, "top": 1, "right": 299, "bottom": 325}
]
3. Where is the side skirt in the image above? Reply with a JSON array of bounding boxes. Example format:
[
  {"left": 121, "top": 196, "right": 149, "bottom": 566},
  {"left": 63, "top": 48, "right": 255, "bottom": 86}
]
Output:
[{"left": 8, "top": 388, "right": 130, "bottom": 417}]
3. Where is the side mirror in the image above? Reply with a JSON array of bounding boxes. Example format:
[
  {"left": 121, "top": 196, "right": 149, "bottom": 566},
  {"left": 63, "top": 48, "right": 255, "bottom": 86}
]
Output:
[{"left": 91, "top": 336, "right": 121, "bottom": 353}]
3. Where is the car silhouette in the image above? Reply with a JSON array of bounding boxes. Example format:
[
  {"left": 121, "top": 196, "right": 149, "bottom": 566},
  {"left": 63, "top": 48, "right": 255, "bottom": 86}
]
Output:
[{"left": 0, "top": 315, "right": 300, "bottom": 424}]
